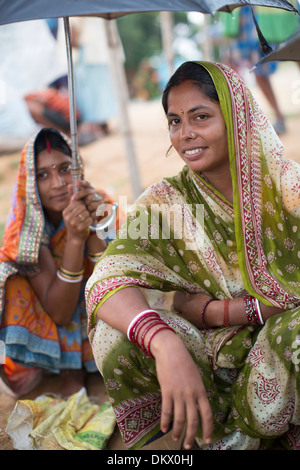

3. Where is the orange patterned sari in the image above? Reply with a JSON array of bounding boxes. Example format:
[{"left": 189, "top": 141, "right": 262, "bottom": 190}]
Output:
[{"left": 0, "top": 129, "right": 119, "bottom": 376}]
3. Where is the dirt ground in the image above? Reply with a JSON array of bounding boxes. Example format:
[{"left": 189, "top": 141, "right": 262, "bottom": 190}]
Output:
[{"left": 0, "top": 63, "right": 299, "bottom": 451}]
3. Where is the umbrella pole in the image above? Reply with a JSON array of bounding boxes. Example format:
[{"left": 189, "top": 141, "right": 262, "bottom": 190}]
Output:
[
  {"left": 104, "top": 20, "right": 142, "bottom": 200},
  {"left": 63, "top": 17, "right": 118, "bottom": 233},
  {"left": 160, "top": 12, "right": 174, "bottom": 76},
  {"left": 63, "top": 17, "right": 81, "bottom": 191}
]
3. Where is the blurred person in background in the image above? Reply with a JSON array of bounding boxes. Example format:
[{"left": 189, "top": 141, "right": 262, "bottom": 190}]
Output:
[
  {"left": 0, "top": 20, "right": 67, "bottom": 153},
  {"left": 70, "top": 17, "right": 120, "bottom": 146},
  {"left": 220, "top": 5, "right": 299, "bottom": 135}
]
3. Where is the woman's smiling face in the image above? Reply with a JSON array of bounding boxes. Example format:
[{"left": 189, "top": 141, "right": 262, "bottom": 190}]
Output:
[
  {"left": 166, "top": 80, "right": 229, "bottom": 177},
  {"left": 36, "top": 148, "right": 73, "bottom": 215}
]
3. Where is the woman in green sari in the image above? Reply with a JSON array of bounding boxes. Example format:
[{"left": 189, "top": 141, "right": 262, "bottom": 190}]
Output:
[{"left": 85, "top": 61, "right": 300, "bottom": 450}]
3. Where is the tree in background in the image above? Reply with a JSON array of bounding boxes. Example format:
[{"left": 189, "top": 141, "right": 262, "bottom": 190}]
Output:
[{"left": 116, "top": 12, "right": 189, "bottom": 97}]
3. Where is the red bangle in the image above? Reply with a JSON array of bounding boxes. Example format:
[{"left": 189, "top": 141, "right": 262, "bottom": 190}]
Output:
[
  {"left": 133, "top": 314, "right": 160, "bottom": 343},
  {"left": 139, "top": 319, "right": 166, "bottom": 354},
  {"left": 146, "top": 325, "right": 174, "bottom": 359},
  {"left": 200, "top": 298, "right": 215, "bottom": 328},
  {"left": 128, "top": 312, "right": 159, "bottom": 343},
  {"left": 223, "top": 299, "right": 230, "bottom": 327}
]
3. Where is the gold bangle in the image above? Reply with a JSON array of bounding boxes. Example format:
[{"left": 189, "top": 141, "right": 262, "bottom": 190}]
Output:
[
  {"left": 87, "top": 250, "right": 106, "bottom": 258},
  {"left": 57, "top": 270, "right": 83, "bottom": 283},
  {"left": 58, "top": 272, "right": 83, "bottom": 281},
  {"left": 59, "top": 266, "right": 84, "bottom": 278},
  {"left": 59, "top": 266, "right": 84, "bottom": 276},
  {"left": 88, "top": 250, "right": 106, "bottom": 263}
]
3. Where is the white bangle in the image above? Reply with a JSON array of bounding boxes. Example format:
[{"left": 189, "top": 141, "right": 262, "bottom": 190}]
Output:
[
  {"left": 56, "top": 270, "right": 83, "bottom": 283},
  {"left": 255, "top": 298, "right": 264, "bottom": 325},
  {"left": 126, "top": 309, "right": 159, "bottom": 341}
]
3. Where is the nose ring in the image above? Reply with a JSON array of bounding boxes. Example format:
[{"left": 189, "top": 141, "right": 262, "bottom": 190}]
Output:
[{"left": 189, "top": 132, "right": 196, "bottom": 139}]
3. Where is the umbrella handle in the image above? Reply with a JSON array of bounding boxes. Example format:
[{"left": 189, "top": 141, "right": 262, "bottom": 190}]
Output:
[
  {"left": 89, "top": 202, "right": 119, "bottom": 232},
  {"left": 63, "top": 17, "right": 81, "bottom": 187}
]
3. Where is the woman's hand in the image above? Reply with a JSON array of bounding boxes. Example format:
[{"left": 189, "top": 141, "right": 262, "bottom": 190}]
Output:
[
  {"left": 63, "top": 181, "right": 105, "bottom": 239},
  {"left": 63, "top": 186, "right": 92, "bottom": 242},
  {"left": 150, "top": 329, "right": 213, "bottom": 449},
  {"left": 174, "top": 291, "right": 216, "bottom": 328},
  {"left": 72, "top": 181, "right": 106, "bottom": 226},
  {"left": 174, "top": 292, "right": 286, "bottom": 328},
  {"left": 96, "top": 287, "right": 213, "bottom": 448}
]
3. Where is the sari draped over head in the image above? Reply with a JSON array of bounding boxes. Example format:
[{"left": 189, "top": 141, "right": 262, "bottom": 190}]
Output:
[
  {"left": 0, "top": 129, "right": 114, "bottom": 374},
  {"left": 85, "top": 62, "right": 300, "bottom": 450}
]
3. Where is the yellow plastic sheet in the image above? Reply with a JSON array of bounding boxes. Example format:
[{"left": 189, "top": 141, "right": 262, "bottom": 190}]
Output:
[{"left": 6, "top": 388, "right": 116, "bottom": 450}]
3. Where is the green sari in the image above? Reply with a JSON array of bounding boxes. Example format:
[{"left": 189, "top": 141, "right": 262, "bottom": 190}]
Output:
[{"left": 86, "top": 62, "right": 300, "bottom": 449}]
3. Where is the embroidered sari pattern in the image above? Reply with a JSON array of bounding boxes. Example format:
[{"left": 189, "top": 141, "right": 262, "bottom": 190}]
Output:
[
  {"left": 212, "top": 62, "right": 299, "bottom": 308},
  {"left": 85, "top": 62, "right": 300, "bottom": 449},
  {"left": 0, "top": 130, "right": 95, "bottom": 372}
]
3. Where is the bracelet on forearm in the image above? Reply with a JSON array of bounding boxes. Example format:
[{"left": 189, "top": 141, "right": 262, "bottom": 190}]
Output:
[
  {"left": 127, "top": 310, "right": 160, "bottom": 342},
  {"left": 139, "top": 319, "right": 167, "bottom": 354},
  {"left": 59, "top": 266, "right": 84, "bottom": 277},
  {"left": 88, "top": 250, "right": 106, "bottom": 262},
  {"left": 57, "top": 268, "right": 83, "bottom": 283},
  {"left": 244, "top": 295, "right": 264, "bottom": 325},
  {"left": 146, "top": 325, "right": 174, "bottom": 359},
  {"left": 200, "top": 298, "right": 216, "bottom": 328},
  {"left": 255, "top": 298, "right": 264, "bottom": 325},
  {"left": 127, "top": 309, "right": 174, "bottom": 359}
]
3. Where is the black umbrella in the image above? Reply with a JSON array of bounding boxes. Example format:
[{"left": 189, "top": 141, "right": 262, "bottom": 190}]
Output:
[
  {"left": 0, "top": 0, "right": 298, "bottom": 230},
  {"left": 254, "top": 28, "right": 300, "bottom": 66},
  {"left": 0, "top": 0, "right": 297, "bottom": 25}
]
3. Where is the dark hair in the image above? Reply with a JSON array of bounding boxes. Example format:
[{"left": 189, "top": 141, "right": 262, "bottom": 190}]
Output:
[
  {"left": 34, "top": 128, "right": 72, "bottom": 158},
  {"left": 162, "top": 62, "right": 219, "bottom": 114}
]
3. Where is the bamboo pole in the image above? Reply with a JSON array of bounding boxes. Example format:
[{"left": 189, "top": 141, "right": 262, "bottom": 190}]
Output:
[{"left": 104, "top": 19, "right": 142, "bottom": 200}]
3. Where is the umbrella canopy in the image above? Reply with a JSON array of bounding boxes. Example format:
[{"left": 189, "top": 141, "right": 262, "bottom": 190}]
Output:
[
  {"left": 255, "top": 29, "right": 300, "bottom": 64},
  {"left": 0, "top": 0, "right": 297, "bottom": 26}
]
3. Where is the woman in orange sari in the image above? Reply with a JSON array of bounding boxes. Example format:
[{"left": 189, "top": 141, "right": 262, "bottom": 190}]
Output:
[{"left": 0, "top": 128, "right": 121, "bottom": 397}]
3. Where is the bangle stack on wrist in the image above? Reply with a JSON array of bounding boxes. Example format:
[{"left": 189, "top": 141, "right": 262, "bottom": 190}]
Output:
[
  {"left": 244, "top": 295, "right": 264, "bottom": 325},
  {"left": 57, "top": 266, "right": 84, "bottom": 283},
  {"left": 127, "top": 310, "right": 174, "bottom": 359},
  {"left": 88, "top": 250, "right": 106, "bottom": 263}
]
